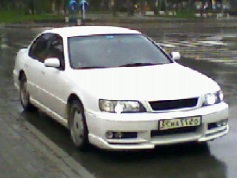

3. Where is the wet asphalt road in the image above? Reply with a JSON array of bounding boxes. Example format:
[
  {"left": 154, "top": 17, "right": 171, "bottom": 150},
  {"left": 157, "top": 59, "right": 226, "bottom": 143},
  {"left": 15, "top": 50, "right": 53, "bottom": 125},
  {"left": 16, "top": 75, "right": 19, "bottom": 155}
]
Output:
[{"left": 1, "top": 20, "right": 237, "bottom": 178}]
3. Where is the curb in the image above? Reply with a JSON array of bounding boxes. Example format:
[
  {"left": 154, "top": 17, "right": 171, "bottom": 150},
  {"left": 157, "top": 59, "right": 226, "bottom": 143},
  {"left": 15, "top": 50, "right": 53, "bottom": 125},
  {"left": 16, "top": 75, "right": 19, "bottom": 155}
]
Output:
[{"left": 20, "top": 115, "right": 95, "bottom": 178}]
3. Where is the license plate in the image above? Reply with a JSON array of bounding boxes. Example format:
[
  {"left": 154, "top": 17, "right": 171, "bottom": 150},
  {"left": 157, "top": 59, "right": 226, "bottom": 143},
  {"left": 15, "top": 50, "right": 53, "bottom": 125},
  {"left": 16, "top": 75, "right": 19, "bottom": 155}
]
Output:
[{"left": 159, "top": 116, "right": 201, "bottom": 130}]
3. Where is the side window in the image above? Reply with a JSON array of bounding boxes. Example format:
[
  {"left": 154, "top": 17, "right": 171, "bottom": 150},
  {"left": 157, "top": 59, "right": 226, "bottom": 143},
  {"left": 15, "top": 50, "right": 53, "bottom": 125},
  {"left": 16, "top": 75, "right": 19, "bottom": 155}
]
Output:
[
  {"left": 46, "top": 35, "right": 65, "bottom": 70},
  {"left": 29, "top": 33, "right": 54, "bottom": 62}
]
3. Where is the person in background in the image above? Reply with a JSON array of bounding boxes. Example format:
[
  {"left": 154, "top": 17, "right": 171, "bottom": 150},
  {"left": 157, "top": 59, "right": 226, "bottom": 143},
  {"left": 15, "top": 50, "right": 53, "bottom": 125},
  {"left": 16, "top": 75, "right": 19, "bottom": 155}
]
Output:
[
  {"left": 68, "top": 0, "right": 78, "bottom": 22},
  {"left": 79, "top": 0, "right": 89, "bottom": 19}
]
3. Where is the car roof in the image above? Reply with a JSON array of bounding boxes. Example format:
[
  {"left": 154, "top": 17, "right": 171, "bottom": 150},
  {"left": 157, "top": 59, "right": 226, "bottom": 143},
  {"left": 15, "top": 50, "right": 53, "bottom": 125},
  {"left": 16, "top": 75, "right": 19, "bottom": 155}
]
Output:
[{"left": 44, "top": 26, "right": 141, "bottom": 37}]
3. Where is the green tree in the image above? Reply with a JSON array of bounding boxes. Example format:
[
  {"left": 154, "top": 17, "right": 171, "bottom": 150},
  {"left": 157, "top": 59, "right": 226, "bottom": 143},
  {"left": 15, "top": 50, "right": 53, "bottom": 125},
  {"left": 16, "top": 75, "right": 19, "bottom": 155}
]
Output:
[
  {"left": 112, "top": 0, "right": 120, "bottom": 15},
  {"left": 29, "top": 0, "right": 35, "bottom": 14},
  {"left": 139, "top": 0, "right": 146, "bottom": 14},
  {"left": 102, "top": 0, "right": 110, "bottom": 10},
  {"left": 51, "top": 0, "right": 64, "bottom": 15},
  {"left": 89, "top": 0, "right": 101, "bottom": 10}
]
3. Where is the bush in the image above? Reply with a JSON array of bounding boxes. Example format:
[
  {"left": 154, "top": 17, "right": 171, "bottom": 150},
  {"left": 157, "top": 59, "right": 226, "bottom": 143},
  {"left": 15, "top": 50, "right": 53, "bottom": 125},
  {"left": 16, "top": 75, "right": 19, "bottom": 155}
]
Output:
[{"left": 0, "top": 10, "right": 63, "bottom": 23}]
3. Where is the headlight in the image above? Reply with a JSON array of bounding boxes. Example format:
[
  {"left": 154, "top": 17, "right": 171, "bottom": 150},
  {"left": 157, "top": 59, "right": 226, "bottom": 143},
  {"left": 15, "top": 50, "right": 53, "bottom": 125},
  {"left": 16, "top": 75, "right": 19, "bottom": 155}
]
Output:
[
  {"left": 203, "top": 90, "right": 223, "bottom": 106},
  {"left": 99, "top": 99, "right": 146, "bottom": 113}
]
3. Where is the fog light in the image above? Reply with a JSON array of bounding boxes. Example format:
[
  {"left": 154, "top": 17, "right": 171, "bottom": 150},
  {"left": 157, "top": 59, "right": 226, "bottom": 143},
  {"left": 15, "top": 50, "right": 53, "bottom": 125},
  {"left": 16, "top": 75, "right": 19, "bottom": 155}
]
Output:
[
  {"left": 114, "top": 132, "right": 123, "bottom": 139},
  {"left": 105, "top": 131, "right": 113, "bottom": 139},
  {"left": 216, "top": 119, "right": 228, "bottom": 127},
  {"left": 216, "top": 122, "right": 222, "bottom": 127},
  {"left": 222, "top": 119, "right": 228, "bottom": 126}
]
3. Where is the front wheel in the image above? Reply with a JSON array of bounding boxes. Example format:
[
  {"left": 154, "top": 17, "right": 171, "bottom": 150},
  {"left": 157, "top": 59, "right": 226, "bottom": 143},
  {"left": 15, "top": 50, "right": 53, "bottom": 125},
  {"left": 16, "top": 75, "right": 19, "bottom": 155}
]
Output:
[
  {"left": 69, "top": 100, "right": 89, "bottom": 150},
  {"left": 19, "top": 74, "right": 35, "bottom": 111}
]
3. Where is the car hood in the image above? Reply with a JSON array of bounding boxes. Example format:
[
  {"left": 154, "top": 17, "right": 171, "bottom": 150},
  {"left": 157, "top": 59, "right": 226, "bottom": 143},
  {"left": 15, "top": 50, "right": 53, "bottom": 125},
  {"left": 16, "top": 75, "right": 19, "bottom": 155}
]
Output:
[{"left": 70, "top": 63, "right": 220, "bottom": 101}]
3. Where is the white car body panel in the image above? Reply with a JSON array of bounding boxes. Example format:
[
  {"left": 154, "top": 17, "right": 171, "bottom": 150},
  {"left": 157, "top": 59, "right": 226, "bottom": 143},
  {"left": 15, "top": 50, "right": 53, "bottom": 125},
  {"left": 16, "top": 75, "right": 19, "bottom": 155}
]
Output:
[
  {"left": 68, "top": 63, "right": 219, "bottom": 102},
  {"left": 38, "top": 66, "right": 68, "bottom": 117},
  {"left": 13, "top": 26, "right": 229, "bottom": 150}
]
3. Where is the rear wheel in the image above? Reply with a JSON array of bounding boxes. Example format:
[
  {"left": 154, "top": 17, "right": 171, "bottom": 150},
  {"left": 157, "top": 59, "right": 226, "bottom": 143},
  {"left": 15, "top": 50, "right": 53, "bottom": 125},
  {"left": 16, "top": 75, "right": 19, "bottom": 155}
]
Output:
[
  {"left": 19, "top": 74, "right": 35, "bottom": 111},
  {"left": 69, "top": 100, "right": 89, "bottom": 150}
]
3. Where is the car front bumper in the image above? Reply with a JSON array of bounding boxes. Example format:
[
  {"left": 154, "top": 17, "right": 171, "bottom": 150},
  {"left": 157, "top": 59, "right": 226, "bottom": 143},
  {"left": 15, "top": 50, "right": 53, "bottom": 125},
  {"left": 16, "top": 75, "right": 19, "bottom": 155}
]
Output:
[{"left": 86, "top": 102, "right": 229, "bottom": 150}]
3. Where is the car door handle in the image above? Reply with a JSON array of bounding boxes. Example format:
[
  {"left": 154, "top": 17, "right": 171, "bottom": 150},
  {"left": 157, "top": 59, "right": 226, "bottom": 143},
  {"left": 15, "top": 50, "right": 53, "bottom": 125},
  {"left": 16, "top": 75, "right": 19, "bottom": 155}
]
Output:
[
  {"left": 41, "top": 71, "right": 45, "bottom": 75},
  {"left": 24, "top": 63, "right": 28, "bottom": 68}
]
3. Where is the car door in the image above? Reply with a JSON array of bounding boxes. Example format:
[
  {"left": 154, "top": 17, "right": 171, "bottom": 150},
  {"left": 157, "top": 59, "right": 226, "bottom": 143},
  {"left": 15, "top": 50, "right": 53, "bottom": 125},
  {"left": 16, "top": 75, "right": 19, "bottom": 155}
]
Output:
[
  {"left": 26, "top": 33, "right": 53, "bottom": 104},
  {"left": 39, "top": 34, "right": 68, "bottom": 118}
]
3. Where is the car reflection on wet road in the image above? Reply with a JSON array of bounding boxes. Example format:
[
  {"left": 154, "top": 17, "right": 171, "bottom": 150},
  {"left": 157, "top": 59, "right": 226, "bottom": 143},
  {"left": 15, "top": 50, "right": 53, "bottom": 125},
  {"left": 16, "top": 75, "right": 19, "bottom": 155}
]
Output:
[{"left": 1, "top": 21, "right": 237, "bottom": 178}]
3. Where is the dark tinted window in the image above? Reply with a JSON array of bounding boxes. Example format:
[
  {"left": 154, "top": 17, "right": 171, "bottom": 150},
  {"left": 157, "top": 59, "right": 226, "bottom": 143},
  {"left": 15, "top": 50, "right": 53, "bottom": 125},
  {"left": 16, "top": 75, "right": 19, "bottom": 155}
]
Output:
[
  {"left": 29, "top": 33, "right": 54, "bottom": 62},
  {"left": 47, "top": 35, "right": 65, "bottom": 70},
  {"left": 68, "top": 34, "right": 171, "bottom": 69}
]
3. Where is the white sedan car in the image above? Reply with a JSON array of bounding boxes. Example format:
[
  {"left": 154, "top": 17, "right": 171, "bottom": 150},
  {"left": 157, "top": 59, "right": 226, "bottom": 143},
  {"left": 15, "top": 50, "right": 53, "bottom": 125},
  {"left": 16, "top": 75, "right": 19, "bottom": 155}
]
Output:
[{"left": 13, "top": 26, "right": 229, "bottom": 150}]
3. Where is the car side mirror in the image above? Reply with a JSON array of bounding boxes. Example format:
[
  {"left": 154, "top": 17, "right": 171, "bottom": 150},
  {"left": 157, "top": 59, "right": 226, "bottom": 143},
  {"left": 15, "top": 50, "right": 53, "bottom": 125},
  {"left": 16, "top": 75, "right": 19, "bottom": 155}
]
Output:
[
  {"left": 44, "top": 58, "right": 60, "bottom": 68},
  {"left": 170, "top": 52, "right": 181, "bottom": 60}
]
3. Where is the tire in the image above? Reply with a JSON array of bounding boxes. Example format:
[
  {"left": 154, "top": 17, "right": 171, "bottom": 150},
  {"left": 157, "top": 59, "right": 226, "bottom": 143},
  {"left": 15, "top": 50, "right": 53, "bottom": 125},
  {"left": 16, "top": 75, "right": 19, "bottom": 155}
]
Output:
[
  {"left": 19, "top": 74, "right": 35, "bottom": 111},
  {"left": 69, "top": 100, "right": 89, "bottom": 150}
]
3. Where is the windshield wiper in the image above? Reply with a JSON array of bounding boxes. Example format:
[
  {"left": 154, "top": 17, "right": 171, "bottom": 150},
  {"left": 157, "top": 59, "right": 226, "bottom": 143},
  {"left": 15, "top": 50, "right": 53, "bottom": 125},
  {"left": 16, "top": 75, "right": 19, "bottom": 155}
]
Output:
[{"left": 119, "top": 63, "right": 159, "bottom": 67}]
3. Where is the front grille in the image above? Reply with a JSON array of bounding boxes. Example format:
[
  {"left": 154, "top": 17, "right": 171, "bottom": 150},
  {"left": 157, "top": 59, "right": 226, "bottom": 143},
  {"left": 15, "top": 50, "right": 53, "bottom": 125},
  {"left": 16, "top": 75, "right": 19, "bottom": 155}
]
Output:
[
  {"left": 149, "top": 98, "right": 198, "bottom": 111},
  {"left": 151, "top": 126, "right": 198, "bottom": 137}
]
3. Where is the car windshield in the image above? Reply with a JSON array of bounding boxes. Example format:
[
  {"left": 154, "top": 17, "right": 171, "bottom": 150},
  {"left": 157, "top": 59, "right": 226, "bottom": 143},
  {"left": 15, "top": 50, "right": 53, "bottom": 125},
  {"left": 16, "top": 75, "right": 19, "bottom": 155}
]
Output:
[{"left": 68, "top": 34, "right": 172, "bottom": 69}]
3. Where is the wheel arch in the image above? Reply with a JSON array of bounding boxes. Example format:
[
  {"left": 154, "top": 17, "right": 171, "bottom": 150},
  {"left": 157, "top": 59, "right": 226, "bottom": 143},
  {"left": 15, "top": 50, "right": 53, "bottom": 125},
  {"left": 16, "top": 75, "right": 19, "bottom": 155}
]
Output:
[
  {"left": 18, "top": 69, "right": 36, "bottom": 111},
  {"left": 19, "top": 70, "right": 26, "bottom": 80},
  {"left": 66, "top": 93, "right": 85, "bottom": 128}
]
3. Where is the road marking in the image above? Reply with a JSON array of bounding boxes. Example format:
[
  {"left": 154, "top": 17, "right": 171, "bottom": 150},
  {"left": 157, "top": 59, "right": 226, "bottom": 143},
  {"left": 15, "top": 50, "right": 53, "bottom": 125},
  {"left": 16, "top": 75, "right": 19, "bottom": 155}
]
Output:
[
  {"left": 197, "top": 41, "right": 228, "bottom": 46},
  {"left": 156, "top": 39, "right": 237, "bottom": 67},
  {"left": 156, "top": 42, "right": 176, "bottom": 48},
  {"left": 157, "top": 40, "right": 228, "bottom": 48}
]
